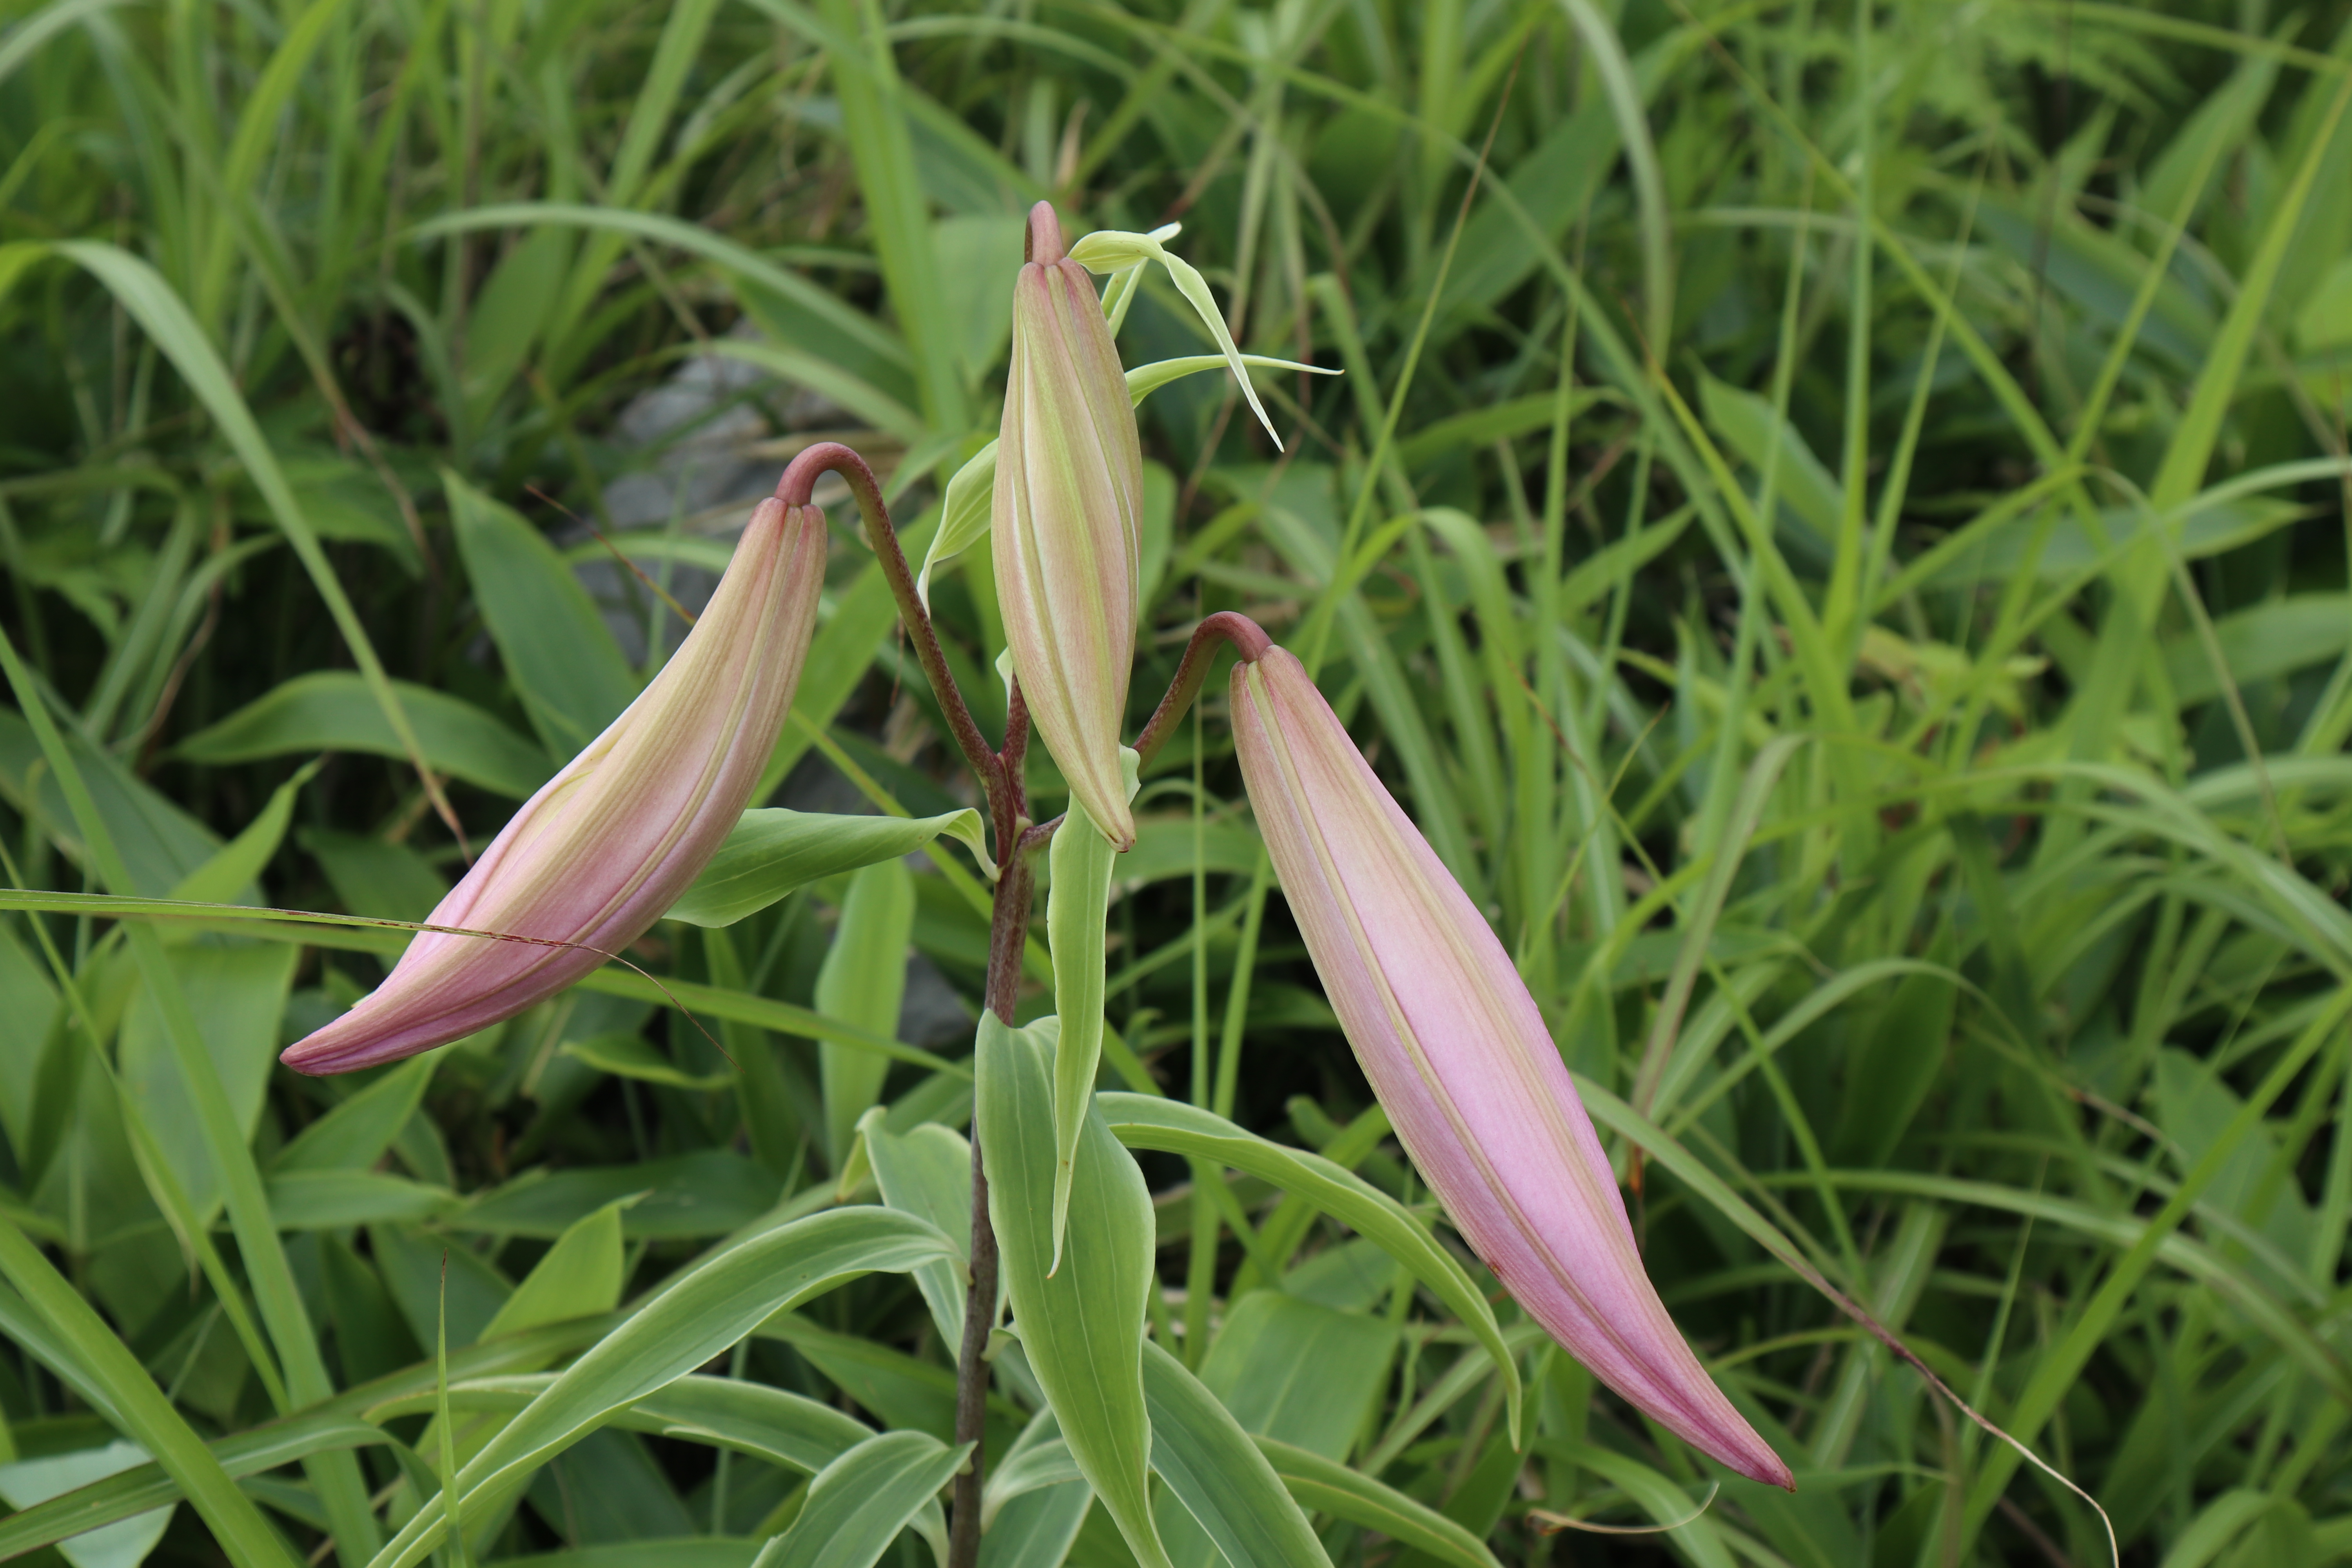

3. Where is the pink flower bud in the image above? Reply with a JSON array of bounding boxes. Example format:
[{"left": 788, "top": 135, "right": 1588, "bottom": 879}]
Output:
[
  {"left": 992, "top": 202, "right": 1144, "bottom": 850},
  {"left": 282, "top": 497, "right": 828, "bottom": 1074},
  {"left": 1231, "top": 646, "right": 1793, "bottom": 1490}
]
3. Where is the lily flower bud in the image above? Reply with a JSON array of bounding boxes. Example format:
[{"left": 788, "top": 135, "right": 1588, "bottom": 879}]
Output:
[
  {"left": 993, "top": 201, "right": 1145, "bottom": 851},
  {"left": 283, "top": 497, "right": 829, "bottom": 1074},
  {"left": 1230, "top": 646, "right": 1793, "bottom": 1490}
]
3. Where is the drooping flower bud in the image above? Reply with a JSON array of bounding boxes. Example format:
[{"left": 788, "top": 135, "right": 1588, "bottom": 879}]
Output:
[
  {"left": 1230, "top": 646, "right": 1793, "bottom": 1490},
  {"left": 283, "top": 497, "right": 829, "bottom": 1074},
  {"left": 993, "top": 201, "right": 1145, "bottom": 851}
]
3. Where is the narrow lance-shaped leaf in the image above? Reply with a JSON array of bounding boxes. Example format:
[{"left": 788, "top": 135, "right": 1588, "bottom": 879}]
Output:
[
  {"left": 666, "top": 805, "right": 987, "bottom": 928},
  {"left": 0, "top": 1220, "right": 303, "bottom": 1568},
  {"left": 1140, "top": 1340, "right": 1333, "bottom": 1568},
  {"left": 753, "top": 1430, "right": 969, "bottom": 1568},
  {"left": 1047, "top": 748, "right": 1139, "bottom": 1269},
  {"left": 977, "top": 1013, "right": 1173, "bottom": 1568},
  {"left": 1096, "top": 1093, "right": 1521, "bottom": 1441},
  {"left": 361, "top": 1207, "right": 956, "bottom": 1568},
  {"left": 817, "top": 858, "right": 916, "bottom": 1169},
  {"left": 1066, "top": 226, "right": 1285, "bottom": 448}
]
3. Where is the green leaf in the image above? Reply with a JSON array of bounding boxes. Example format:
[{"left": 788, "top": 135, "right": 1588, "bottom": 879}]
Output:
[
  {"left": 267, "top": 1169, "right": 457, "bottom": 1228},
  {"left": 408, "top": 205, "right": 909, "bottom": 390},
  {"left": 444, "top": 470, "right": 637, "bottom": 757},
  {"left": 1252, "top": 1438, "right": 1502, "bottom": 1568},
  {"left": 2297, "top": 255, "right": 2352, "bottom": 350},
  {"left": 1097, "top": 1094, "right": 1520, "bottom": 1443},
  {"left": 977, "top": 1480, "right": 1092, "bottom": 1568},
  {"left": 816, "top": 858, "right": 916, "bottom": 1168},
  {"left": 0, "top": 1440, "right": 174, "bottom": 1568},
  {"left": 0, "top": 707, "right": 223, "bottom": 896},
  {"left": 116, "top": 942, "right": 298, "bottom": 1219},
  {"left": 361, "top": 1373, "right": 882, "bottom": 1478},
  {"left": 1116, "top": 820, "right": 1265, "bottom": 891},
  {"left": 1139, "top": 1339, "right": 1332, "bottom": 1568},
  {"left": 471, "top": 1546, "right": 756, "bottom": 1568},
  {"left": 706, "top": 339, "right": 927, "bottom": 444},
  {"left": 754, "top": 1313, "right": 959, "bottom": 1439},
  {"left": 396, "top": 1199, "right": 635, "bottom": 1547},
  {"left": 454, "top": 1152, "right": 783, "bottom": 1240},
  {"left": 274, "top": 1057, "right": 436, "bottom": 1174},
  {"left": 1065, "top": 231, "right": 1278, "bottom": 445},
  {"left": 461, "top": 227, "right": 574, "bottom": 430},
  {"left": 167, "top": 758, "right": 317, "bottom": 909},
  {"left": 1546, "top": 1445, "right": 1738, "bottom": 1568},
  {"left": 933, "top": 212, "right": 1023, "bottom": 388},
  {"left": 363, "top": 1206, "right": 956, "bottom": 1568},
  {"left": 0, "top": 1223, "right": 301, "bottom": 1568},
  {"left": 0, "top": 1406, "right": 384, "bottom": 1562},
  {"left": 64, "top": 1379, "right": 843, "bottom": 1568},
  {"left": 2055, "top": 71, "right": 2352, "bottom": 773},
  {"left": 752, "top": 1429, "right": 967, "bottom": 1568},
  {"left": 1047, "top": 791, "right": 1125, "bottom": 1271},
  {"left": 370, "top": 1224, "right": 514, "bottom": 1350},
  {"left": 2163, "top": 592, "right": 2352, "bottom": 708},
  {"left": 977, "top": 1013, "right": 1171, "bottom": 1568},
  {"left": 302, "top": 830, "right": 453, "bottom": 923},
  {"left": 192, "top": 0, "right": 350, "bottom": 329},
  {"left": 1120, "top": 353, "right": 1336, "bottom": 408},
  {"left": 563, "top": 1032, "right": 735, "bottom": 1091},
  {"left": 45, "top": 239, "right": 457, "bottom": 868},
  {"left": 860, "top": 1113, "right": 975, "bottom": 1350},
  {"left": 1697, "top": 371, "right": 1840, "bottom": 558},
  {"left": 665, "top": 807, "right": 986, "bottom": 928},
  {"left": 802, "top": 0, "right": 965, "bottom": 430},
  {"left": 174, "top": 673, "right": 552, "bottom": 799},
  {"left": 486, "top": 1198, "right": 631, "bottom": 1339},
  {"left": 1192, "top": 1292, "right": 1396, "bottom": 1461},
  {"left": 626, "top": 1375, "right": 877, "bottom": 1474},
  {"left": 979, "top": 1410, "right": 1082, "bottom": 1525},
  {"left": 0, "top": 0, "right": 137, "bottom": 89},
  {"left": 914, "top": 439, "right": 999, "bottom": 609}
]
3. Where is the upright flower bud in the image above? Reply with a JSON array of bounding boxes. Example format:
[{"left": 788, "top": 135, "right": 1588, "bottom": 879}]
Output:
[
  {"left": 1231, "top": 646, "right": 1793, "bottom": 1490},
  {"left": 283, "top": 497, "right": 829, "bottom": 1074},
  {"left": 993, "top": 201, "right": 1145, "bottom": 850}
]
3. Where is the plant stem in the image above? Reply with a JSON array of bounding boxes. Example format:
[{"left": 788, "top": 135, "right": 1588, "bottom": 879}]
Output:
[
  {"left": 949, "top": 707, "right": 1035, "bottom": 1568},
  {"left": 1131, "top": 610, "right": 1271, "bottom": 769},
  {"left": 775, "top": 441, "right": 1015, "bottom": 848}
]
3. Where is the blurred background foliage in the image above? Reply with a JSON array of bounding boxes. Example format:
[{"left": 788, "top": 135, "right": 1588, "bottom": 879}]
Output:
[{"left": 1, "top": 0, "right": 2351, "bottom": 1563}]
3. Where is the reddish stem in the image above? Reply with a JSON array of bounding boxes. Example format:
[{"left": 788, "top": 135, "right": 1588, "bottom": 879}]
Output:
[
  {"left": 777, "top": 442, "right": 1017, "bottom": 856},
  {"left": 1131, "top": 612, "right": 1274, "bottom": 771}
]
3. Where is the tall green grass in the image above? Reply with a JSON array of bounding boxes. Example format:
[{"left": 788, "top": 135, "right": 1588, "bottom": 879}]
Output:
[{"left": 0, "top": 0, "right": 2349, "bottom": 1564}]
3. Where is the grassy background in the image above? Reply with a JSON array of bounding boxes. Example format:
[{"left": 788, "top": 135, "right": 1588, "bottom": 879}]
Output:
[{"left": 3, "top": 0, "right": 2352, "bottom": 1563}]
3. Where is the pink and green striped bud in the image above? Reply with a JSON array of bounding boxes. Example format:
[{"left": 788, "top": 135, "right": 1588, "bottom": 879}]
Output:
[
  {"left": 1230, "top": 645, "right": 1794, "bottom": 1490},
  {"left": 993, "top": 201, "right": 1145, "bottom": 851},
  {"left": 282, "top": 496, "right": 829, "bottom": 1074}
]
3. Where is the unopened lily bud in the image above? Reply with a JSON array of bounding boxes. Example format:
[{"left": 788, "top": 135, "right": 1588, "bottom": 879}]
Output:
[
  {"left": 993, "top": 201, "right": 1144, "bottom": 851},
  {"left": 283, "top": 497, "right": 829, "bottom": 1074},
  {"left": 1231, "top": 646, "right": 1793, "bottom": 1490}
]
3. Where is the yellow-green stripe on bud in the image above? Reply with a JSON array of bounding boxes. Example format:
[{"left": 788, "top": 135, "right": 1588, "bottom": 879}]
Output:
[{"left": 993, "top": 201, "right": 1145, "bottom": 851}]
